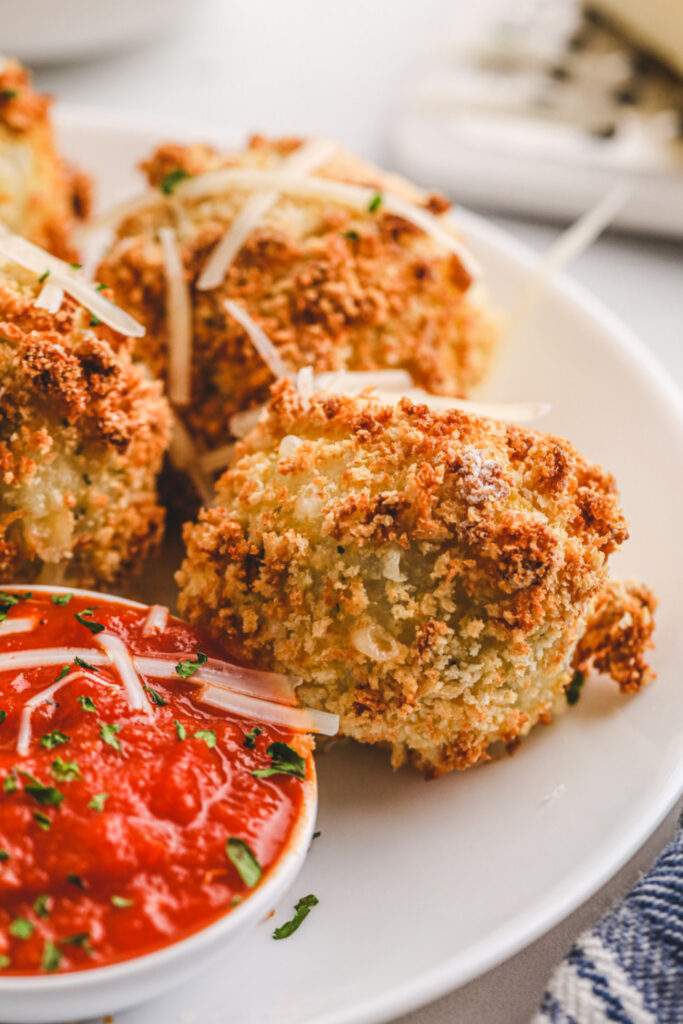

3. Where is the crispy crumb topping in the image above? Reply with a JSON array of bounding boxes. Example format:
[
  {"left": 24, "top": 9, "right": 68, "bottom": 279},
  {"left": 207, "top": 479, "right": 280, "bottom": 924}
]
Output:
[{"left": 178, "top": 382, "right": 632, "bottom": 775}]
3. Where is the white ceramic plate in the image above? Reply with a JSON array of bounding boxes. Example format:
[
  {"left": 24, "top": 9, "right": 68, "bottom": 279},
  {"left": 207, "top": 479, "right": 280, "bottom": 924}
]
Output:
[{"left": 54, "top": 108, "right": 683, "bottom": 1024}]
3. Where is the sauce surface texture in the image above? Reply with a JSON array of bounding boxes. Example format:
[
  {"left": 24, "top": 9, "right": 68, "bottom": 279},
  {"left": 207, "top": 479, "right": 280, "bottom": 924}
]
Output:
[{"left": 0, "top": 589, "right": 308, "bottom": 974}]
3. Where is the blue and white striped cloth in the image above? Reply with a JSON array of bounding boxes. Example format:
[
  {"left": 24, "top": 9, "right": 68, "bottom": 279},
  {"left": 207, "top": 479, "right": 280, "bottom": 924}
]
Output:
[{"left": 535, "top": 823, "right": 683, "bottom": 1023}]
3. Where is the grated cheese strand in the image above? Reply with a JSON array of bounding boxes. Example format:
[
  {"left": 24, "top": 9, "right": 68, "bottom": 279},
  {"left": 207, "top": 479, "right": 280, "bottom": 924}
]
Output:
[
  {"left": 175, "top": 167, "right": 481, "bottom": 278},
  {"left": 224, "top": 299, "right": 294, "bottom": 381},
  {"left": 34, "top": 281, "right": 64, "bottom": 314},
  {"left": 198, "top": 683, "right": 339, "bottom": 736},
  {"left": 96, "top": 633, "right": 151, "bottom": 714},
  {"left": 142, "top": 605, "right": 169, "bottom": 636},
  {"left": 0, "top": 228, "right": 145, "bottom": 337},
  {"left": 16, "top": 669, "right": 106, "bottom": 756},
  {"left": 167, "top": 412, "right": 215, "bottom": 505},
  {"left": 159, "top": 226, "right": 193, "bottom": 406},
  {"left": 0, "top": 617, "right": 37, "bottom": 636},
  {"left": 197, "top": 137, "right": 338, "bottom": 291},
  {"left": 135, "top": 655, "right": 298, "bottom": 706}
]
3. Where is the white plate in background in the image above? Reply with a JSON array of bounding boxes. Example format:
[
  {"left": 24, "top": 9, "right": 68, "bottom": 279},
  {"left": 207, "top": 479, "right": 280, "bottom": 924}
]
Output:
[{"left": 55, "top": 108, "right": 683, "bottom": 1024}]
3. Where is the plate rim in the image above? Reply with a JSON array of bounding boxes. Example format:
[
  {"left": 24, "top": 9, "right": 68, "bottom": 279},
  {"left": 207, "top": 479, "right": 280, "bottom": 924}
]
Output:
[{"left": 55, "top": 104, "right": 683, "bottom": 1024}]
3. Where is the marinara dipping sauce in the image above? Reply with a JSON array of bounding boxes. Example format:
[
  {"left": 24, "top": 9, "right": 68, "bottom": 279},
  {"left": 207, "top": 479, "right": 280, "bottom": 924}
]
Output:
[{"left": 0, "top": 587, "right": 328, "bottom": 975}]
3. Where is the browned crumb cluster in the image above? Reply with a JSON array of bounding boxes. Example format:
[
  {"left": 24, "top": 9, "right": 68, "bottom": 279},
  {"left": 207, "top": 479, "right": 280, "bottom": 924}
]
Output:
[
  {"left": 0, "top": 265, "right": 170, "bottom": 586},
  {"left": 0, "top": 59, "right": 91, "bottom": 260},
  {"left": 573, "top": 578, "right": 657, "bottom": 693},
  {"left": 176, "top": 381, "right": 640, "bottom": 775},
  {"left": 97, "top": 134, "right": 499, "bottom": 449}
]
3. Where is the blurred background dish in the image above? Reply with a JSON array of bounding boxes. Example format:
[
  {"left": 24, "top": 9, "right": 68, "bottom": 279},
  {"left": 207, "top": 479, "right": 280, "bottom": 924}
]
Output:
[{"left": 0, "top": 0, "right": 193, "bottom": 65}]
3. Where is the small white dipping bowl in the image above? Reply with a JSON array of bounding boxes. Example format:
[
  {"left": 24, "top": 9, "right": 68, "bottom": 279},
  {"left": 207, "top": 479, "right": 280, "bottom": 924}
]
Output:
[{"left": 0, "top": 585, "right": 317, "bottom": 1024}]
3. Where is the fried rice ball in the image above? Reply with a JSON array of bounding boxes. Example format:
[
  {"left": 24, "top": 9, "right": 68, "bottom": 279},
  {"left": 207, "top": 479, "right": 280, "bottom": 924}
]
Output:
[
  {"left": 0, "top": 60, "right": 90, "bottom": 259},
  {"left": 177, "top": 381, "right": 652, "bottom": 776},
  {"left": 0, "top": 263, "right": 170, "bottom": 586},
  {"left": 97, "top": 134, "right": 499, "bottom": 450}
]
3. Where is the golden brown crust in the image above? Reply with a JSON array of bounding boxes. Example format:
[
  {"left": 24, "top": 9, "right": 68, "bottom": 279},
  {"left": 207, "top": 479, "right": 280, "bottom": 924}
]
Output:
[
  {"left": 177, "top": 382, "right": 628, "bottom": 775},
  {"left": 0, "top": 266, "right": 170, "bottom": 586},
  {"left": 97, "top": 134, "right": 499, "bottom": 449},
  {"left": 0, "top": 60, "right": 90, "bottom": 260},
  {"left": 573, "top": 578, "right": 657, "bottom": 693}
]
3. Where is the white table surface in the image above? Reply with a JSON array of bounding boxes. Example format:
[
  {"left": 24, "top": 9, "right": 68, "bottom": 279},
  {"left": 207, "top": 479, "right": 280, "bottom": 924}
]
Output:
[{"left": 33, "top": 2, "right": 683, "bottom": 1020}]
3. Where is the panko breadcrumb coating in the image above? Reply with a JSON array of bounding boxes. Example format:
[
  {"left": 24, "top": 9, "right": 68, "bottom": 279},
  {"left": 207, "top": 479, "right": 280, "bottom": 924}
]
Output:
[
  {"left": 573, "top": 578, "right": 656, "bottom": 693},
  {"left": 97, "top": 134, "right": 499, "bottom": 450},
  {"left": 0, "top": 264, "right": 170, "bottom": 586},
  {"left": 0, "top": 60, "right": 90, "bottom": 259},
  {"left": 177, "top": 382, "right": 651, "bottom": 776}
]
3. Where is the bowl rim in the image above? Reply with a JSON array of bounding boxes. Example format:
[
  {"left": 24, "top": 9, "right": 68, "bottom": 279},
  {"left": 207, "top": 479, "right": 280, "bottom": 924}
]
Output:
[{"left": 0, "top": 584, "right": 318, "bottom": 991}]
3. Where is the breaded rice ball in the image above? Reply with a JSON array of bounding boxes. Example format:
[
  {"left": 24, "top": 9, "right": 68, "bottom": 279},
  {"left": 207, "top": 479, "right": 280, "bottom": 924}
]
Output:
[
  {"left": 177, "top": 382, "right": 652, "bottom": 776},
  {"left": 0, "top": 263, "right": 170, "bottom": 586},
  {"left": 0, "top": 60, "right": 90, "bottom": 259},
  {"left": 97, "top": 134, "right": 498, "bottom": 450}
]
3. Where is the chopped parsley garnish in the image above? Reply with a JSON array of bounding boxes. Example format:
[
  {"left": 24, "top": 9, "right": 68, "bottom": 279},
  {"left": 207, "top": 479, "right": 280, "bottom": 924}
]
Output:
[
  {"left": 0, "top": 591, "right": 21, "bottom": 622},
  {"left": 40, "top": 730, "right": 69, "bottom": 750},
  {"left": 33, "top": 895, "right": 51, "bottom": 918},
  {"left": 22, "top": 773, "right": 64, "bottom": 807},
  {"left": 272, "top": 894, "right": 319, "bottom": 940},
  {"left": 75, "top": 608, "right": 105, "bottom": 635},
  {"left": 252, "top": 742, "right": 306, "bottom": 780},
  {"left": 41, "top": 940, "right": 61, "bottom": 972},
  {"left": 73, "top": 656, "right": 98, "bottom": 672},
  {"left": 194, "top": 729, "right": 216, "bottom": 749},
  {"left": 160, "top": 168, "right": 190, "bottom": 194},
  {"left": 51, "top": 592, "right": 72, "bottom": 605},
  {"left": 9, "top": 917, "right": 34, "bottom": 940},
  {"left": 0, "top": 711, "right": 6, "bottom": 726},
  {"left": 88, "top": 792, "right": 108, "bottom": 812},
  {"left": 367, "top": 192, "right": 383, "bottom": 213},
  {"left": 0, "top": 849, "right": 8, "bottom": 861},
  {"left": 0, "top": 89, "right": 18, "bottom": 102},
  {"left": 174, "top": 719, "right": 187, "bottom": 741},
  {"left": 111, "top": 894, "right": 134, "bottom": 909},
  {"left": 52, "top": 758, "right": 81, "bottom": 782},
  {"left": 145, "top": 686, "right": 167, "bottom": 707},
  {"left": 77, "top": 695, "right": 96, "bottom": 713},
  {"left": 312, "top": 830, "right": 321, "bottom": 840},
  {"left": 99, "top": 722, "right": 122, "bottom": 752},
  {"left": 55, "top": 665, "right": 71, "bottom": 683},
  {"left": 64, "top": 932, "right": 93, "bottom": 953},
  {"left": 95, "top": 282, "right": 107, "bottom": 292},
  {"left": 67, "top": 873, "right": 86, "bottom": 889},
  {"left": 226, "top": 838, "right": 262, "bottom": 888},
  {"left": 38, "top": 270, "right": 50, "bottom": 284},
  {"left": 0, "top": 955, "right": 9, "bottom": 969},
  {"left": 175, "top": 651, "right": 208, "bottom": 678},
  {"left": 565, "top": 670, "right": 585, "bottom": 706},
  {"left": 3, "top": 772, "right": 17, "bottom": 794},
  {"left": 244, "top": 726, "right": 262, "bottom": 749},
  {"left": 89, "top": 315, "right": 101, "bottom": 327},
  {"left": 34, "top": 812, "right": 51, "bottom": 831},
  {"left": 69, "top": 262, "right": 82, "bottom": 271},
  {"left": 343, "top": 229, "right": 360, "bottom": 241}
]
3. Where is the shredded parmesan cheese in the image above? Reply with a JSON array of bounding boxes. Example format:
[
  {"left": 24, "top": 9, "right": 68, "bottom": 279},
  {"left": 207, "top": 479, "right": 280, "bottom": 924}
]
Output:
[
  {"left": 96, "top": 633, "right": 151, "bottom": 714},
  {"left": 159, "top": 226, "right": 193, "bottom": 406},
  {"left": 224, "top": 299, "right": 294, "bottom": 381},
  {"left": 174, "top": 168, "right": 480, "bottom": 278},
  {"left": 142, "top": 605, "right": 169, "bottom": 636},
  {"left": 134, "top": 654, "right": 298, "bottom": 706},
  {"left": 198, "top": 444, "right": 236, "bottom": 475},
  {"left": 34, "top": 281, "right": 64, "bottom": 314},
  {"left": 0, "top": 648, "right": 108, "bottom": 673},
  {"left": 197, "top": 137, "right": 338, "bottom": 291},
  {"left": 371, "top": 389, "right": 551, "bottom": 423},
  {"left": 16, "top": 669, "right": 105, "bottom": 756},
  {"left": 0, "top": 617, "right": 37, "bottom": 636},
  {"left": 0, "top": 228, "right": 145, "bottom": 338},
  {"left": 198, "top": 683, "right": 338, "bottom": 735}
]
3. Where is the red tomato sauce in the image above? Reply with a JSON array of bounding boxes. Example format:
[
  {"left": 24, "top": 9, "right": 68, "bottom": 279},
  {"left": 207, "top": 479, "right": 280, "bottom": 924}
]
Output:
[{"left": 0, "top": 589, "right": 309, "bottom": 974}]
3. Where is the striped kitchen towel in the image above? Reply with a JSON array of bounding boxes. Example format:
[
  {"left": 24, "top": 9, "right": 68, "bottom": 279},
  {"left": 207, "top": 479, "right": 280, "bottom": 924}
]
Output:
[{"left": 534, "top": 823, "right": 683, "bottom": 1023}]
